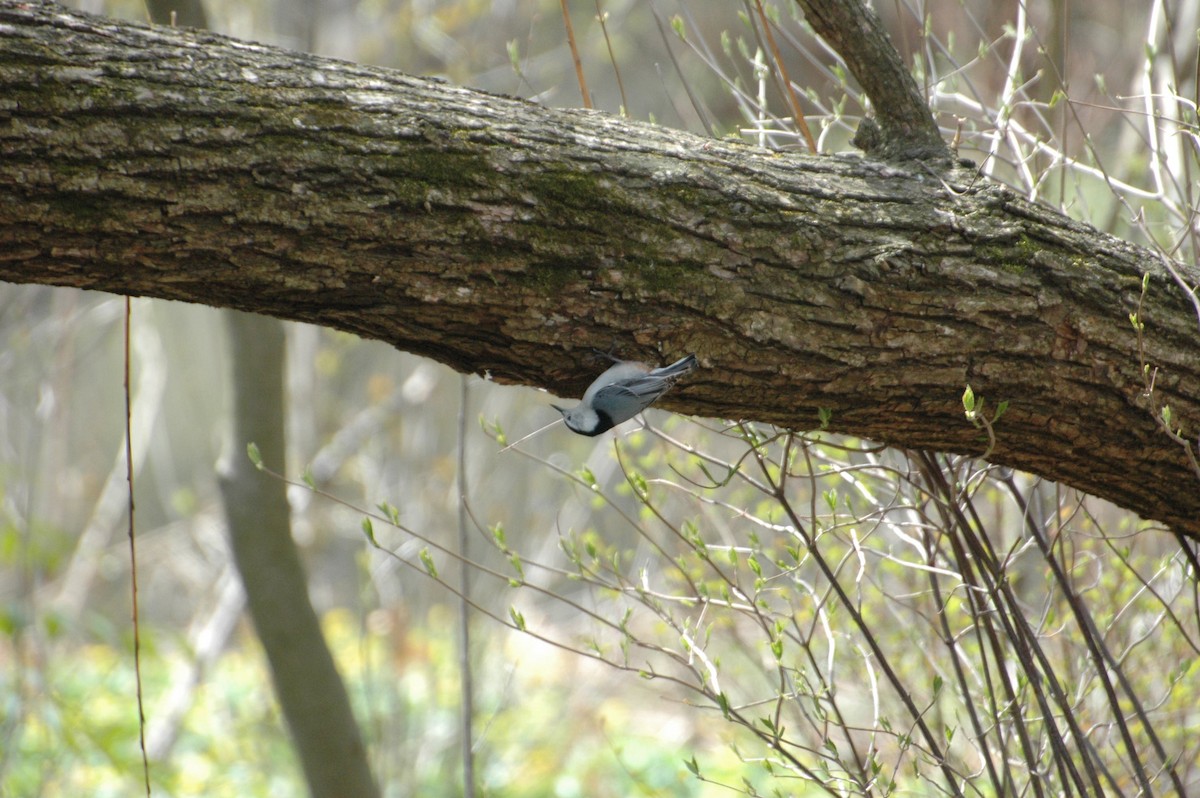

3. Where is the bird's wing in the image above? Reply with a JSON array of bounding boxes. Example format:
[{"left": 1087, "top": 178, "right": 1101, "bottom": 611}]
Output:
[
  {"left": 580, "top": 362, "right": 649, "bottom": 405},
  {"left": 591, "top": 377, "right": 672, "bottom": 424}
]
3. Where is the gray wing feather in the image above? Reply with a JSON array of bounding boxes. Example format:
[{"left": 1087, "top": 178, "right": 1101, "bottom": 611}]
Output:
[{"left": 593, "top": 376, "right": 672, "bottom": 424}]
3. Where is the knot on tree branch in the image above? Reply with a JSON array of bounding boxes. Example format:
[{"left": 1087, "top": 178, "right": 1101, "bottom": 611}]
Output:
[{"left": 851, "top": 117, "right": 954, "bottom": 164}]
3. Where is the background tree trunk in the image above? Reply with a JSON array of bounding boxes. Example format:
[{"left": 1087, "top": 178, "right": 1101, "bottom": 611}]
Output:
[
  {"left": 1, "top": 1, "right": 1197, "bottom": 535},
  {"left": 218, "top": 310, "right": 379, "bottom": 798}
]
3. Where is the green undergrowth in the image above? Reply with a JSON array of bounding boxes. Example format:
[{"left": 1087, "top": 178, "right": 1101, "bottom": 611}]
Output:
[{"left": 0, "top": 607, "right": 783, "bottom": 798}]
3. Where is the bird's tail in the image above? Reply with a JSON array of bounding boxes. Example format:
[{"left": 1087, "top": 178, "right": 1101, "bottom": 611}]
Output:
[{"left": 651, "top": 354, "right": 699, "bottom": 378}]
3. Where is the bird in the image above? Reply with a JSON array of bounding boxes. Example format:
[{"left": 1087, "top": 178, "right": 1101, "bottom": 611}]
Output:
[{"left": 552, "top": 354, "right": 698, "bottom": 436}]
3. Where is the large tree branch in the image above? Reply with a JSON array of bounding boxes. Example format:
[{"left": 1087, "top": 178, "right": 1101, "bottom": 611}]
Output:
[
  {"left": 2, "top": 2, "right": 1198, "bottom": 536},
  {"left": 794, "top": 0, "right": 949, "bottom": 161}
]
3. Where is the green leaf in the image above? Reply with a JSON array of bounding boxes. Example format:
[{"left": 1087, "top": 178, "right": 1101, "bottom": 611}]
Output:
[
  {"left": 301, "top": 466, "right": 315, "bottom": 489},
  {"left": 817, "top": 406, "right": 832, "bottom": 429},
  {"left": 619, "top": 608, "right": 633, "bottom": 632},
  {"left": 1161, "top": 405, "right": 1172, "bottom": 427},
  {"left": 684, "top": 755, "right": 701, "bottom": 777},
  {"left": 377, "top": 502, "right": 400, "bottom": 525},
  {"left": 361, "top": 517, "right": 376, "bottom": 546},
  {"left": 961, "top": 384, "right": 976, "bottom": 414},
  {"left": 246, "top": 442, "right": 263, "bottom": 469},
  {"left": 509, "top": 605, "right": 526, "bottom": 631},
  {"left": 419, "top": 547, "right": 438, "bottom": 578}
]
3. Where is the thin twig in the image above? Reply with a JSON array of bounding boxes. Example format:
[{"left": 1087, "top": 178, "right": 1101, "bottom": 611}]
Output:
[
  {"left": 744, "top": 428, "right": 966, "bottom": 797},
  {"left": 456, "top": 376, "right": 476, "bottom": 797},
  {"left": 752, "top": 0, "right": 817, "bottom": 152},
  {"left": 558, "top": 0, "right": 591, "bottom": 108},
  {"left": 124, "top": 298, "right": 151, "bottom": 796},
  {"left": 594, "top": 0, "right": 628, "bottom": 115},
  {"left": 1001, "top": 473, "right": 1185, "bottom": 797},
  {"left": 649, "top": 2, "right": 715, "bottom": 136}
]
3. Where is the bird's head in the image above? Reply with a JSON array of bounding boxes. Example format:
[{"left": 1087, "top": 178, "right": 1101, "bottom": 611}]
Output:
[{"left": 552, "top": 403, "right": 607, "bottom": 436}]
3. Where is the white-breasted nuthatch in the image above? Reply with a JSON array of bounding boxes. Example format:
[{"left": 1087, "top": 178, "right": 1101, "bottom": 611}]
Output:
[{"left": 552, "top": 354, "right": 698, "bottom": 436}]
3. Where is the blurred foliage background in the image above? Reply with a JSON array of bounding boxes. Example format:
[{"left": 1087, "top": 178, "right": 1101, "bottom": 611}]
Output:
[{"left": 2, "top": 0, "right": 1199, "bottom": 795}]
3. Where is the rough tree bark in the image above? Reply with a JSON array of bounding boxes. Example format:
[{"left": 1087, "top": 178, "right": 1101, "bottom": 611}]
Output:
[{"left": 1, "top": 1, "right": 1198, "bottom": 536}]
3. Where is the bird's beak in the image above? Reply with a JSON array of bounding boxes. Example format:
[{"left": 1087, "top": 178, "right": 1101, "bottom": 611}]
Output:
[{"left": 550, "top": 404, "right": 566, "bottom": 416}]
